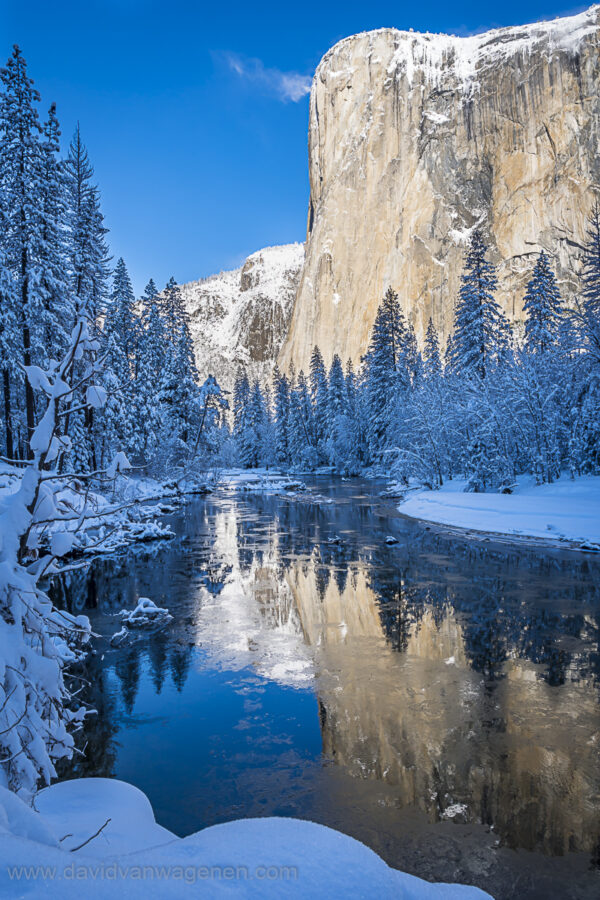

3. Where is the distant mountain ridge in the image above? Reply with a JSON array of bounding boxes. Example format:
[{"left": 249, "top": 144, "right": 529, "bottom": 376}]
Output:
[{"left": 179, "top": 243, "right": 304, "bottom": 391}]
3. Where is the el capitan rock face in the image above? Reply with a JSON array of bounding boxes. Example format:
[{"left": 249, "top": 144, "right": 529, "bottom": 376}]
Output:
[{"left": 279, "top": 6, "right": 600, "bottom": 372}]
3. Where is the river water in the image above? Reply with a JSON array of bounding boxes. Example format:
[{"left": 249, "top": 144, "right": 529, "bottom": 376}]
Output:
[{"left": 56, "top": 477, "right": 600, "bottom": 899}]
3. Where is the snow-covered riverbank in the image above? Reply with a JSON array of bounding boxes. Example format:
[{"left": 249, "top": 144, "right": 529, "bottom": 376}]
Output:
[
  {"left": 396, "top": 475, "right": 600, "bottom": 550},
  {"left": 0, "top": 778, "right": 491, "bottom": 899}
]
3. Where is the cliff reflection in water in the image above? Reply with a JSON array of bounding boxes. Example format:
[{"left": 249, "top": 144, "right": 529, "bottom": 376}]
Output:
[
  {"left": 57, "top": 483, "right": 600, "bottom": 867},
  {"left": 286, "top": 559, "right": 599, "bottom": 856}
]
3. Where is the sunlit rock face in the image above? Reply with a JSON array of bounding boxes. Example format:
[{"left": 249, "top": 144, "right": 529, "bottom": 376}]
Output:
[
  {"left": 179, "top": 243, "right": 304, "bottom": 392},
  {"left": 279, "top": 6, "right": 600, "bottom": 372}
]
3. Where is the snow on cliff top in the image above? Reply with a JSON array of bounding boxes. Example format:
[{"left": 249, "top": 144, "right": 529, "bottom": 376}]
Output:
[
  {"left": 178, "top": 243, "right": 304, "bottom": 385},
  {"left": 317, "top": 5, "right": 599, "bottom": 93},
  {"left": 182, "top": 243, "right": 304, "bottom": 310}
]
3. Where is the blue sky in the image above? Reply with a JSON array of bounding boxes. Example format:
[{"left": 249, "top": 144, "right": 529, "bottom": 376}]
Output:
[{"left": 1, "top": 1, "right": 587, "bottom": 294}]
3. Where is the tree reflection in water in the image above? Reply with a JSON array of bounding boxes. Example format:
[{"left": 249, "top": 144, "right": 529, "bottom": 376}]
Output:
[{"left": 55, "top": 478, "right": 600, "bottom": 899}]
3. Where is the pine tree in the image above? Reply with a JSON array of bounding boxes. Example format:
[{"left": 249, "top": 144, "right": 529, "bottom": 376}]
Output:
[
  {"left": 578, "top": 202, "right": 600, "bottom": 363},
  {"left": 423, "top": 318, "right": 442, "bottom": 377},
  {"left": 105, "top": 258, "right": 139, "bottom": 359},
  {"left": 101, "top": 260, "right": 141, "bottom": 461},
  {"left": 272, "top": 365, "right": 290, "bottom": 466},
  {"left": 63, "top": 126, "right": 110, "bottom": 469},
  {"left": 325, "top": 353, "right": 349, "bottom": 468},
  {"left": 344, "top": 359, "right": 364, "bottom": 471},
  {"left": 134, "top": 279, "right": 166, "bottom": 462},
  {"left": 404, "top": 322, "right": 422, "bottom": 384},
  {"left": 451, "top": 230, "right": 510, "bottom": 378},
  {"left": 523, "top": 250, "right": 562, "bottom": 353},
  {"left": 288, "top": 370, "right": 316, "bottom": 467},
  {"left": 363, "top": 287, "right": 408, "bottom": 453},
  {"left": 161, "top": 276, "right": 188, "bottom": 344},
  {"left": 64, "top": 125, "right": 109, "bottom": 318},
  {"left": 0, "top": 252, "right": 17, "bottom": 457},
  {"left": 0, "top": 45, "right": 45, "bottom": 454},
  {"left": 237, "top": 380, "right": 266, "bottom": 468},
  {"left": 309, "top": 345, "right": 329, "bottom": 458},
  {"left": 38, "top": 103, "right": 73, "bottom": 361},
  {"left": 233, "top": 367, "right": 250, "bottom": 433},
  {"left": 162, "top": 318, "right": 199, "bottom": 462}
]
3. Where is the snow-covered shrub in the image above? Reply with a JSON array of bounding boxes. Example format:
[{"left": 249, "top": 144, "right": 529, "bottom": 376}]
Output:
[{"left": 0, "top": 310, "right": 108, "bottom": 799}]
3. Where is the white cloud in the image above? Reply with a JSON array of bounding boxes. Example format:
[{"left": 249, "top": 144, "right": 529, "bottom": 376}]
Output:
[{"left": 221, "top": 52, "right": 312, "bottom": 102}]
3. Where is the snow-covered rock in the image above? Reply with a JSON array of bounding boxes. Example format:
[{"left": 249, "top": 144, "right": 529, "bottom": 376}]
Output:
[
  {"left": 180, "top": 243, "right": 304, "bottom": 392},
  {"left": 0, "top": 778, "right": 493, "bottom": 898},
  {"left": 119, "top": 597, "right": 173, "bottom": 628}
]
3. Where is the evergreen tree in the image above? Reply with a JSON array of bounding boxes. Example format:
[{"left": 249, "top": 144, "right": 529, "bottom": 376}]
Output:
[
  {"left": 578, "top": 202, "right": 600, "bottom": 363},
  {"left": 101, "top": 260, "right": 141, "bottom": 460},
  {"left": 232, "top": 368, "right": 252, "bottom": 466},
  {"left": 161, "top": 276, "right": 188, "bottom": 344},
  {"left": 105, "top": 258, "right": 139, "bottom": 359},
  {"left": 237, "top": 380, "right": 266, "bottom": 468},
  {"left": 423, "top": 318, "right": 442, "bottom": 378},
  {"left": 523, "top": 250, "right": 562, "bottom": 353},
  {"left": 232, "top": 367, "right": 250, "bottom": 433},
  {"left": 325, "top": 353, "right": 350, "bottom": 468},
  {"left": 404, "top": 322, "right": 422, "bottom": 384},
  {"left": 38, "top": 103, "right": 73, "bottom": 360},
  {"left": 162, "top": 318, "right": 199, "bottom": 462},
  {"left": 451, "top": 230, "right": 509, "bottom": 378},
  {"left": 363, "top": 287, "right": 408, "bottom": 453},
  {"left": 63, "top": 126, "right": 110, "bottom": 468},
  {"left": 0, "top": 253, "right": 17, "bottom": 457},
  {"left": 288, "top": 371, "right": 316, "bottom": 467},
  {"left": 0, "top": 45, "right": 45, "bottom": 453},
  {"left": 309, "top": 345, "right": 329, "bottom": 458},
  {"left": 134, "top": 279, "right": 166, "bottom": 462},
  {"left": 64, "top": 125, "right": 109, "bottom": 318},
  {"left": 272, "top": 365, "right": 290, "bottom": 466}
]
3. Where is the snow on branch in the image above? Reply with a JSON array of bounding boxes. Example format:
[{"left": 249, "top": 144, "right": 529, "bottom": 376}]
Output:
[{"left": 0, "top": 303, "right": 109, "bottom": 800}]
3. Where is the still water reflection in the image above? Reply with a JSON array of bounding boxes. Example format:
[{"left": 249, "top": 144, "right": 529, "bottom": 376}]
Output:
[{"left": 55, "top": 478, "right": 600, "bottom": 900}]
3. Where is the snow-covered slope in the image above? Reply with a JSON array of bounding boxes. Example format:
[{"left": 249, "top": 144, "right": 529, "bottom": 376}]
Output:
[
  {"left": 397, "top": 475, "right": 600, "bottom": 548},
  {"left": 180, "top": 244, "right": 304, "bottom": 392}
]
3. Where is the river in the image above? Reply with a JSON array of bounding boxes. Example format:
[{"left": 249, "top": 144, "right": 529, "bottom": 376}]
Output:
[{"left": 54, "top": 477, "right": 600, "bottom": 899}]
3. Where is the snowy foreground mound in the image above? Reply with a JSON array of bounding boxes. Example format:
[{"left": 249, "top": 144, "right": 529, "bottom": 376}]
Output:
[
  {"left": 397, "top": 475, "right": 600, "bottom": 548},
  {"left": 0, "top": 778, "right": 491, "bottom": 898}
]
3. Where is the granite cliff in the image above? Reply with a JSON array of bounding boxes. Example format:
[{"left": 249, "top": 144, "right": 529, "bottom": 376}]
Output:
[{"left": 280, "top": 6, "right": 600, "bottom": 372}]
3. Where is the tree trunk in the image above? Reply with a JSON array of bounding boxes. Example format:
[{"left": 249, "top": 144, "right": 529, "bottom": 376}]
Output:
[{"left": 3, "top": 369, "right": 13, "bottom": 459}]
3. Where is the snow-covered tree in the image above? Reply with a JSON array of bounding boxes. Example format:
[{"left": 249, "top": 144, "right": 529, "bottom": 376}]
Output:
[
  {"left": 38, "top": 103, "right": 73, "bottom": 362},
  {"left": 64, "top": 125, "right": 109, "bottom": 319},
  {"left": 133, "top": 279, "right": 166, "bottom": 462},
  {"left": 576, "top": 202, "right": 600, "bottom": 364},
  {"left": 423, "top": 319, "right": 442, "bottom": 378},
  {"left": 62, "top": 126, "right": 109, "bottom": 470},
  {"left": 272, "top": 365, "right": 290, "bottom": 466},
  {"left": 523, "top": 250, "right": 562, "bottom": 353},
  {"left": 451, "top": 230, "right": 510, "bottom": 378},
  {"left": 187, "top": 375, "right": 228, "bottom": 468},
  {"left": 105, "top": 258, "right": 139, "bottom": 360},
  {"left": 363, "top": 287, "right": 408, "bottom": 455},
  {"left": 309, "top": 346, "right": 328, "bottom": 460},
  {"left": 288, "top": 371, "right": 316, "bottom": 468},
  {"left": 0, "top": 45, "right": 46, "bottom": 454},
  {"left": 0, "top": 303, "right": 115, "bottom": 799}
]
